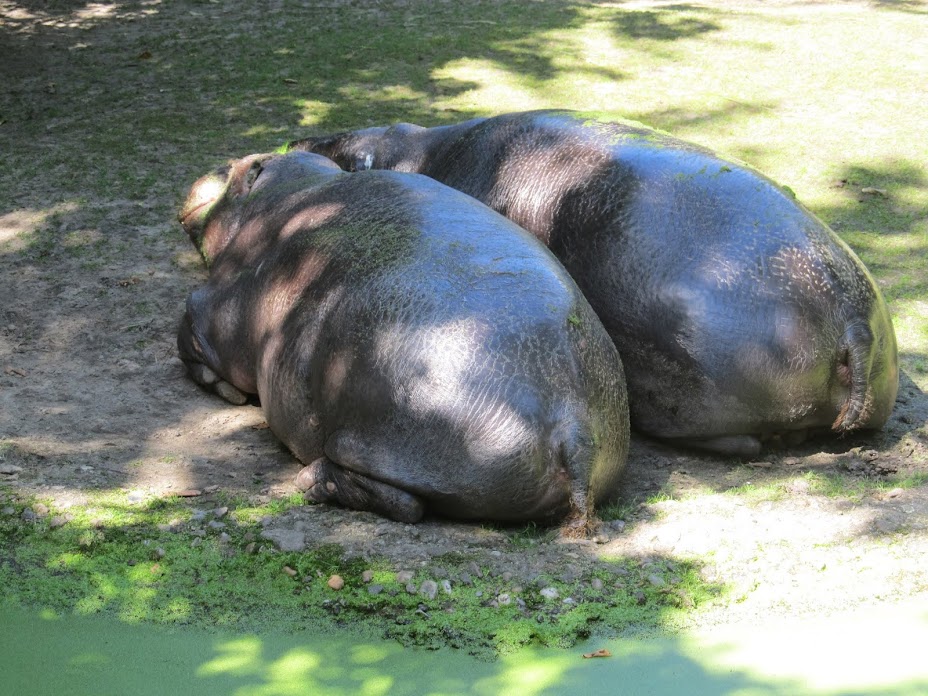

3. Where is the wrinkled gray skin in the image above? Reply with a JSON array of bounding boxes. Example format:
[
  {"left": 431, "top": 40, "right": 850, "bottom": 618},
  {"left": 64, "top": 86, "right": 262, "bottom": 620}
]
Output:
[
  {"left": 177, "top": 151, "right": 629, "bottom": 525},
  {"left": 289, "top": 110, "right": 899, "bottom": 456}
]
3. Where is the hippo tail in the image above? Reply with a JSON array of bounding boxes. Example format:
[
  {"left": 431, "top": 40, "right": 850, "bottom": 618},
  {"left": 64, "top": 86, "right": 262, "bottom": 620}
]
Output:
[
  {"left": 833, "top": 322, "right": 875, "bottom": 432},
  {"left": 554, "top": 403, "right": 627, "bottom": 538}
]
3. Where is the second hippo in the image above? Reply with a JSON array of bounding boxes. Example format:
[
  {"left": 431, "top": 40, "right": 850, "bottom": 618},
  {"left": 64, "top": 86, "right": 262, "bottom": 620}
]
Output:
[{"left": 289, "top": 110, "right": 899, "bottom": 456}]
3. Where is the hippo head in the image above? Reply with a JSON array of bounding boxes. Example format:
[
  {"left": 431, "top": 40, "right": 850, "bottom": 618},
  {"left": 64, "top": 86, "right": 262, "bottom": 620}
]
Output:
[{"left": 178, "top": 152, "right": 343, "bottom": 265}]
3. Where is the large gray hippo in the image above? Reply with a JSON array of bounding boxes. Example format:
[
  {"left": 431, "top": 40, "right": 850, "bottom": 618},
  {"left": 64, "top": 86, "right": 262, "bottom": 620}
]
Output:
[
  {"left": 289, "top": 110, "right": 899, "bottom": 456},
  {"left": 177, "top": 150, "right": 629, "bottom": 526}
]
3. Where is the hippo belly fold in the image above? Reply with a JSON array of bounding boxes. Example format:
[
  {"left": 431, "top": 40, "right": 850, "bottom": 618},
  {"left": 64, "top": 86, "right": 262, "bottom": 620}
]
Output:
[{"left": 176, "top": 150, "right": 629, "bottom": 525}]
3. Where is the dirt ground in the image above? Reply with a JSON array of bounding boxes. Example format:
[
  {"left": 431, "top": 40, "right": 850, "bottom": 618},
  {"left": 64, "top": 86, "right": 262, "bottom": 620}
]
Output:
[{"left": 2, "top": 0, "right": 927, "bottom": 633}]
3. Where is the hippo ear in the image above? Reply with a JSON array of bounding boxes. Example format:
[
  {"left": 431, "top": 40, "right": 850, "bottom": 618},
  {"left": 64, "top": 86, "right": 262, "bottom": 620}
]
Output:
[{"left": 351, "top": 151, "right": 374, "bottom": 172}]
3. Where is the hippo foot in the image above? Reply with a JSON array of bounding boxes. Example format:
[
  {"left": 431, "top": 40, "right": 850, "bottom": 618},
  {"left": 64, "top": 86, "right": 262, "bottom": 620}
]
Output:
[
  {"left": 295, "top": 457, "right": 424, "bottom": 523},
  {"left": 214, "top": 380, "right": 248, "bottom": 405}
]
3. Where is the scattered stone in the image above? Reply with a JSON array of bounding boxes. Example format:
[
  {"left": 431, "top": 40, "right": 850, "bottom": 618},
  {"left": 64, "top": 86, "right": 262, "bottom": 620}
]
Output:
[
  {"left": 459, "top": 572, "right": 473, "bottom": 586},
  {"left": 204, "top": 485, "right": 220, "bottom": 493},
  {"left": 362, "top": 570, "right": 374, "bottom": 583},
  {"left": 648, "top": 574, "right": 666, "bottom": 587},
  {"left": 467, "top": 561, "right": 481, "bottom": 576},
  {"left": 886, "top": 488, "right": 904, "bottom": 499},
  {"left": 47, "top": 514, "right": 69, "bottom": 529},
  {"left": 432, "top": 567, "right": 449, "bottom": 579},
  {"left": 591, "top": 578, "right": 604, "bottom": 591},
  {"left": 405, "top": 583, "right": 417, "bottom": 595},
  {"left": 475, "top": 591, "right": 483, "bottom": 598},
  {"left": 127, "top": 490, "right": 146, "bottom": 503},
  {"left": 191, "top": 537, "right": 202, "bottom": 547},
  {"left": 218, "top": 533, "right": 231, "bottom": 544},
  {"left": 175, "top": 489, "right": 202, "bottom": 498},
  {"left": 593, "top": 535, "right": 608, "bottom": 544},
  {"left": 212, "top": 506, "right": 229, "bottom": 519},
  {"left": 441, "top": 579, "right": 452, "bottom": 595},
  {"left": 396, "top": 570, "right": 414, "bottom": 583},
  {"left": 328, "top": 575, "right": 344, "bottom": 590},
  {"left": 21, "top": 509, "right": 36, "bottom": 523},
  {"left": 33, "top": 503, "right": 49, "bottom": 517},
  {"left": 634, "top": 591, "right": 647, "bottom": 605},
  {"left": 261, "top": 528, "right": 306, "bottom": 552},
  {"left": 282, "top": 565, "right": 298, "bottom": 577},
  {"left": 562, "top": 597, "right": 575, "bottom": 605},
  {"left": 497, "top": 593, "right": 511, "bottom": 606},
  {"left": 540, "top": 587, "right": 559, "bottom": 600},
  {"left": 875, "top": 517, "right": 902, "bottom": 534},
  {"left": 1, "top": 507, "right": 15, "bottom": 516},
  {"left": 191, "top": 510, "right": 207, "bottom": 522},
  {"left": 244, "top": 542, "right": 257, "bottom": 554},
  {"left": 207, "top": 520, "right": 226, "bottom": 530},
  {"left": 747, "top": 461, "right": 773, "bottom": 469},
  {"left": 152, "top": 547, "right": 166, "bottom": 560},
  {"left": 419, "top": 580, "right": 438, "bottom": 600},
  {"left": 0, "top": 463, "right": 23, "bottom": 475},
  {"left": 368, "top": 584, "right": 383, "bottom": 595},
  {"left": 501, "top": 572, "right": 512, "bottom": 582}
]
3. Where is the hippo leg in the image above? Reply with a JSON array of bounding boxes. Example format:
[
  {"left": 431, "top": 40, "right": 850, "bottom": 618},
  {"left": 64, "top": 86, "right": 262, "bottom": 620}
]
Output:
[
  {"left": 183, "top": 361, "right": 248, "bottom": 405},
  {"left": 295, "top": 457, "right": 424, "bottom": 523}
]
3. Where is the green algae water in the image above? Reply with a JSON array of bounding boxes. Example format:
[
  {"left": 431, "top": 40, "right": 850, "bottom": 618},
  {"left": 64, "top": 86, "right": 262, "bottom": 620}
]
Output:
[{"left": 3, "top": 598, "right": 927, "bottom": 695}]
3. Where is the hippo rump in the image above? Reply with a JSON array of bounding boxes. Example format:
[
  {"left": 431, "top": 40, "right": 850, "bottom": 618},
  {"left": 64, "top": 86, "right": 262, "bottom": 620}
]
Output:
[
  {"left": 289, "top": 110, "right": 899, "bottom": 456},
  {"left": 176, "top": 150, "right": 629, "bottom": 526}
]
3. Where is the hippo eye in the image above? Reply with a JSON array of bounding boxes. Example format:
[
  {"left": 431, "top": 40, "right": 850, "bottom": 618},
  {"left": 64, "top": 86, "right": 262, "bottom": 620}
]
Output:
[{"left": 243, "top": 162, "right": 263, "bottom": 192}]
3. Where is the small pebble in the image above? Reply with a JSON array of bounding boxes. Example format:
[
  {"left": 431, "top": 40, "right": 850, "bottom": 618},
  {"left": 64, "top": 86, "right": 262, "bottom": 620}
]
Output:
[
  {"left": 1, "top": 506, "right": 15, "bottom": 516},
  {"left": 591, "top": 578, "right": 604, "bottom": 591},
  {"left": 175, "top": 489, "right": 202, "bottom": 498},
  {"left": 362, "top": 570, "right": 374, "bottom": 583},
  {"left": 282, "top": 565, "right": 298, "bottom": 577},
  {"left": 419, "top": 580, "right": 438, "bottom": 600},
  {"left": 886, "top": 488, "right": 904, "bottom": 499},
  {"left": 244, "top": 543, "right": 256, "bottom": 554},
  {"left": 212, "top": 507, "right": 229, "bottom": 519},
  {"left": 497, "top": 593, "right": 511, "bottom": 606},
  {"left": 218, "top": 533, "right": 231, "bottom": 544},
  {"left": 396, "top": 570, "right": 414, "bottom": 583},
  {"left": 207, "top": 520, "right": 226, "bottom": 530},
  {"left": 562, "top": 597, "right": 575, "bottom": 605},
  {"left": 405, "top": 583, "right": 417, "bottom": 595},
  {"left": 21, "top": 509, "right": 36, "bottom": 523},
  {"left": 191, "top": 538, "right": 202, "bottom": 547},
  {"left": 441, "top": 579, "right": 452, "bottom": 595},
  {"left": 540, "top": 587, "right": 559, "bottom": 600},
  {"left": 33, "top": 503, "right": 49, "bottom": 517},
  {"left": 368, "top": 584, "right": 383, "bottom": 595},
  {"left": 327, "top": 575, "right": 344, "bottom": 590},
  {"left": 127, "top": 491, "right": 145, "bottom": 504},
  {"left": 459, "top": 572, "right": 473, "bottom": 586},
  {"left": 648, "top": 574, "right": 666, "bottom": 587},
  {"left": 152, "top": 547, "right": 166, "bottom": 560}
]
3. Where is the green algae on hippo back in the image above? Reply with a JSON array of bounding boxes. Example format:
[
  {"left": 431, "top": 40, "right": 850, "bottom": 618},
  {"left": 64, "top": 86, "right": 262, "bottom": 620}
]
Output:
[
  {"left": 288, "top": 110, "right": 899, "bottom": 456},
  {"left": 176, "top": 150, "right": 629, "bottom": 527}
]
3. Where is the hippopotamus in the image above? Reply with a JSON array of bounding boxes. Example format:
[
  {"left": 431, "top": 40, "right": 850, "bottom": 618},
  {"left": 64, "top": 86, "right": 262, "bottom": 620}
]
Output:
[
  {"left": 177, "top": 150, "right": 629, "bottom": 526},
  {"left": 288, "top": 110, "right": 899, "bottom": 456}
]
